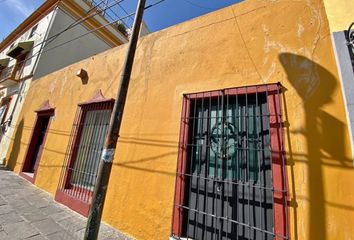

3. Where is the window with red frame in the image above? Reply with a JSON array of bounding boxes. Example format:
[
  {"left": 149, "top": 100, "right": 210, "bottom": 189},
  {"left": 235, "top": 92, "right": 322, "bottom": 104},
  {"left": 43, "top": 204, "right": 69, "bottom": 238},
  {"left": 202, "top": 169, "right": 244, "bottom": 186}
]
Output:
[
  {"left": 171, "top": 84, "right": 289, "bottom": 240},
  {"left": 56, "top": 97, "right": 113, "bottom": 215}
]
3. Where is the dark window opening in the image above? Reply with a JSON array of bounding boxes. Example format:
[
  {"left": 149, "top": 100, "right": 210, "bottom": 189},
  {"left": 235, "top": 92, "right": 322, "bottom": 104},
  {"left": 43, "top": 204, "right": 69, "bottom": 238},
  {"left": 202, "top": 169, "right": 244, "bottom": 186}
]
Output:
[{"left": 29, "top": 25, "right": 38, "bottom": 39}]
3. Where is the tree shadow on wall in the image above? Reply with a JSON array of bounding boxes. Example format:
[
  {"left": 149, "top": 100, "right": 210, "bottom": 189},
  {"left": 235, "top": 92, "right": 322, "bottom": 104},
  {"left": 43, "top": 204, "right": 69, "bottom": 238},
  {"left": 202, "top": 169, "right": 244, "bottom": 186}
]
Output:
[
  {"left": 6, "top": 119, "right": 24, "bottom": 170},
  {"left": 279, "top": 53, "right": 352, "bottom": 240}
]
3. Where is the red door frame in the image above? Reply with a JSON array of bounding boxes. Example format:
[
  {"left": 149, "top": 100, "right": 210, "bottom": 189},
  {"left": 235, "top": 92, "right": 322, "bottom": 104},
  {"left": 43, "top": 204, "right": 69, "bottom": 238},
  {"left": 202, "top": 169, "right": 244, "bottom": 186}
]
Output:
[
  {"left": 171, "top": 83, "right": 289, "bottom": 240},
  {"left": 55, "top": 90, "right": 114, "bottom": 216},
  {"left": 20, "top": 101, "right": 54, "bottom": 184}
]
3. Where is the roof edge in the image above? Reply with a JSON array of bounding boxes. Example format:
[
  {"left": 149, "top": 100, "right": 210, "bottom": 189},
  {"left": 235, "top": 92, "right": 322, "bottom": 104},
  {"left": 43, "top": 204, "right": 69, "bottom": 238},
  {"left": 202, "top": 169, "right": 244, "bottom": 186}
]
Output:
[{"left": 0, "top": 0, "right": 59, "bottom": 53}]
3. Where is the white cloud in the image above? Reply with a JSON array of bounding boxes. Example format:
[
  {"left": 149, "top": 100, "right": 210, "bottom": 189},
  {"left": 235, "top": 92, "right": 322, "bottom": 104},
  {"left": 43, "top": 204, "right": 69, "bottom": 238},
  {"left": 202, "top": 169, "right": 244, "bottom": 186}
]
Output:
[{"left": 5, "top": 0, "right": 35, "bottom": 17}]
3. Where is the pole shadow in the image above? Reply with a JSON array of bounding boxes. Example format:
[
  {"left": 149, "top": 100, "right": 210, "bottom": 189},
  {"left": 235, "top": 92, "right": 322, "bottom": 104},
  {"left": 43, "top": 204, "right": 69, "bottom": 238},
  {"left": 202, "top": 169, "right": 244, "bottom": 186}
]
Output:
[{"left": 279, "top": 53, "right": 350, "bottom": 240}]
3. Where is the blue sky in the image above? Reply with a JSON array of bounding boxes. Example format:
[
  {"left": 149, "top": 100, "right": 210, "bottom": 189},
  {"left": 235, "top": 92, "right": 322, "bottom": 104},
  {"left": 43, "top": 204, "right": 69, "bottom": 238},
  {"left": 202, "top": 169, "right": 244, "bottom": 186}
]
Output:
[{"left": 0, "top": 0, "right": 242, "bottom": 40}]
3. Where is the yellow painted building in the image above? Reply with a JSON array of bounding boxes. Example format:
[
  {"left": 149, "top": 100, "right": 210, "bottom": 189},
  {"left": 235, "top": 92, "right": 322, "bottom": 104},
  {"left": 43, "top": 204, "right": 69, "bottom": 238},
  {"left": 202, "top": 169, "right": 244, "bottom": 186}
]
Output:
[
  {"left": 4, "top": 0, "right": 354, "bottom": 239},
  {"left": 323, "top": 0, "right": 354, "bottom": 32}
]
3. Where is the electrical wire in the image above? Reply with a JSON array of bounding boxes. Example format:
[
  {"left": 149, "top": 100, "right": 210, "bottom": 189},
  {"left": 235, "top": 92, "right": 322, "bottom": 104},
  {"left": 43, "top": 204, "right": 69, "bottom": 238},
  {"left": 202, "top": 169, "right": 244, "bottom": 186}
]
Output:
[
  {"left": 2, "top": 0, "right": 167, "bottom": 77},
  {"left": 1, "top": 0, "right": 109, "bottom": 49},
  {"left": 118, "top": 2, "right": 135, "bottom": 23},
  {"left": 1, "top": 0, "right": 129, "bottom": 70},
  {"left": 40, "top": 0, "right": 168, "bottom": 55},
  {"left": 45, "top": 0, "right": 111, "bottom": 45},
  {"left": 40, "top": 12, "right": 135, "bottom": 56},
  {"left": 180, "top": 0, "right": 217, "bottom": 10},
  {"left": 40, "top": 0, "right": 127, "bottom": 47},
  {"left": 2, "top": 0, "right": 126, "bottom": 59},
  {"left": 94, "top": 1, "right": 131, "bottom": 30},
  {"left": 145, "top": 0, "right": 166, "bottom": 9}
]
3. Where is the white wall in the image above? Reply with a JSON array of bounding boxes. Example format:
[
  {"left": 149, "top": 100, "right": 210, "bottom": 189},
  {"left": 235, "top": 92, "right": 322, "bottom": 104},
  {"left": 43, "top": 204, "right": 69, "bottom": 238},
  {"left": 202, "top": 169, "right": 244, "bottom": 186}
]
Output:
[
  {"left": 0, "top": 10, "right": 55, "bottom": 164},
  {"left": 0, "top": 11, "right": 55, "bottom": 81},
  {"left": 33, "top": 8, "right": 113, "bottom": 80}
]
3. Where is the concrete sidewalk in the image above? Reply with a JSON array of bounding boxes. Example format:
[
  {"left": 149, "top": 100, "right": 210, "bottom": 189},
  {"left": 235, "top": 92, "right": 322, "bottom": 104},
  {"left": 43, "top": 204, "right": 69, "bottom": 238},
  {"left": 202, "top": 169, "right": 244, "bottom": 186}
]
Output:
[{"left": 0, "top": 167, "right": 130, "bottom": 240}]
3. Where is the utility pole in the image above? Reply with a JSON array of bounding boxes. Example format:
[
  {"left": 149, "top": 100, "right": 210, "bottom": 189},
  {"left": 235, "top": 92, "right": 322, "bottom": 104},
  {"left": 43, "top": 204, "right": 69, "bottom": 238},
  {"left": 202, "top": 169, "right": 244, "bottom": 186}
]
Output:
[{"left": 84, "top": 0, "right": 146, "bottom": 238}]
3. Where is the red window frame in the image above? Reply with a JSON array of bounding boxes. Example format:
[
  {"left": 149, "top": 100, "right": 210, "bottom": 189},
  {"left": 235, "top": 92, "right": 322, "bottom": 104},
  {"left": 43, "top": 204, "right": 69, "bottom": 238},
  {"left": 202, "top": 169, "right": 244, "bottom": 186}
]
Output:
[
  {"left": 55, "top": 90, "right": 114, "bottom": 216},
  {"left": 20, "top": 101, "right": 54, "bottom": 184},
  {"left": 171, "top": 83, "right": 289, "bottom": 240}
]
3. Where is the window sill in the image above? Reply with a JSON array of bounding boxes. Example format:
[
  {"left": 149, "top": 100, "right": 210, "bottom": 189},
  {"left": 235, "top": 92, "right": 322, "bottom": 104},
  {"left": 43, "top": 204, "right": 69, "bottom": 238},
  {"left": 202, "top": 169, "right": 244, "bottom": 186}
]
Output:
[{"left": 54, "top": 189, "right": 91, "bottom": 217}]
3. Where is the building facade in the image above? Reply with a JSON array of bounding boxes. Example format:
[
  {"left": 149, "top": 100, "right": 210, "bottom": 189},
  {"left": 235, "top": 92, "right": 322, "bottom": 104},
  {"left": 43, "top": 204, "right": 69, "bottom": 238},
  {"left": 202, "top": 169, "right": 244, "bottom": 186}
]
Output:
[
  {"left": 3, "top": 0, "right": 354, "bottom": 240},
  {"left": 0, "top": 0, "right": 128, "bottom": 166}
]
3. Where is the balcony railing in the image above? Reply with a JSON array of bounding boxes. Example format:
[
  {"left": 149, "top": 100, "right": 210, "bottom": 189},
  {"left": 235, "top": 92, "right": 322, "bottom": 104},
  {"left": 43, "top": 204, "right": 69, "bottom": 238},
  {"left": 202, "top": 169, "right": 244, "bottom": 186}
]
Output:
[
  {"left": 0, "top": 64, "right": 24, "bottom": 88},
  {"left": 0, "top": 65, "right": 15, "bottom": 81}
]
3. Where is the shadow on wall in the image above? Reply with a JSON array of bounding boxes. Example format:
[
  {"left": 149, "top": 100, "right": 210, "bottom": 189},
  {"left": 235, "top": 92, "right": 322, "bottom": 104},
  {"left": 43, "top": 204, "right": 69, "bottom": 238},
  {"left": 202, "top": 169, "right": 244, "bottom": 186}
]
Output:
[
  {"left": 6, "top": 119, "right": 24, "bottom": 170},
  {"left": 279, "top": 53, "right": 352, "bottom": 240}
]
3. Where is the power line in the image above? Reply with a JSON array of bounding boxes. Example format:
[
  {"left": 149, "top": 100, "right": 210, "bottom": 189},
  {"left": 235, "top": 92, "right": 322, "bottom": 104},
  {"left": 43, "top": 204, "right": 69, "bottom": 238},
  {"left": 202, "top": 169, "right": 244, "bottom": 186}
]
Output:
[
  {"left": 2, "top": 0, "right": 167, "bottom": 77},
  {"left": 145, "top": 0, "right": 166, "bottom": 9},
  {"left": 5, "top": 13, "right": 133, "bottom": 75},
  {"left": 45, "top": 0, "right": 112, "bottom": 45},
  {"left": 41, "top": 0, "right": 127, "bottom": 48},
  {"left": 1, "top": 0, "right": 109, "bottom": 48},
  {"left": 1, "top": 1, "right": 61, "bottom": 45},
  {"left": 3, "top": 0, "right": 126, "bottom": 58},
  {"left": 94, "top": 1, "right": 132, "bottom": 30},
  {"left": 181, "top": 0, "right": 217, "bottom": 10},
  {"left": 40, "top": 12, "right": 135, "bottom": 55},
  {"left": 1, "top": 0, "right": 128, "bottom": 70},
  {"left": 38, "top": 0, "right": 167, "bottom": 56},
  {"left": 118, "top": 2, "right": 135, "bottom": 23}
]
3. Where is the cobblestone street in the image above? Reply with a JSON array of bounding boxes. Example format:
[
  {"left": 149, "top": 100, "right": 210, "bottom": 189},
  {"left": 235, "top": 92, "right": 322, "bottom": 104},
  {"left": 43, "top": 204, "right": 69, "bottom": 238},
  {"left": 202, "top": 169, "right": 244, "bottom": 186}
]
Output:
[{"left": 0, "top": 166, "right": 130, "bottom": 240}]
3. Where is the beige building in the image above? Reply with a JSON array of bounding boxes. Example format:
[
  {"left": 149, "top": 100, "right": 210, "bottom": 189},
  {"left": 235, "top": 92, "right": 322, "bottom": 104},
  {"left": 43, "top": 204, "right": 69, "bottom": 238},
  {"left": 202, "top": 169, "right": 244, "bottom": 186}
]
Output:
[{"left": 0, "top": 0, "right": 129, "bottom": 166}]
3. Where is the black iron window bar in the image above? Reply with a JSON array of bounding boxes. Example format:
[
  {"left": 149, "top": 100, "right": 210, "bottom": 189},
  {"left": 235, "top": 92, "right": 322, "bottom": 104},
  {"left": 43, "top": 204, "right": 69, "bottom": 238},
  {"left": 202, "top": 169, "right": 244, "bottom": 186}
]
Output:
[
  {"left": 172, "top": 84, "right": 288, "bottom": 240},
  {"left": 346, "top": 22, "right": 354, "bottom": 73},
  {"left": 57, "top": 101, "right": 113, "bottom": 203}
]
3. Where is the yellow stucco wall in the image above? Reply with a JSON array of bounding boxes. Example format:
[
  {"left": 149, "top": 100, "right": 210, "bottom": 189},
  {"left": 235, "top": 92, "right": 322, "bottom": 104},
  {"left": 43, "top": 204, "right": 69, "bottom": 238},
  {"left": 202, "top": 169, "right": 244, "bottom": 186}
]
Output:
[
  {"left": 5, "top": 0, "right": 354, "bottom": 239},
  {"left": 323, "top": 0, "right": 354, "bottom": 32}
]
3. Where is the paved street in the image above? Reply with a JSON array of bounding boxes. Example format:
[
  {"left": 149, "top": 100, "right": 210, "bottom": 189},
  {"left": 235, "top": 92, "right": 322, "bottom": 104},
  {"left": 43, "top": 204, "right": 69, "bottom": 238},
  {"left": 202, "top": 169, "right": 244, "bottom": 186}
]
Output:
[{"left": 0, "top": 166, "right": 130, "bottom": 240}]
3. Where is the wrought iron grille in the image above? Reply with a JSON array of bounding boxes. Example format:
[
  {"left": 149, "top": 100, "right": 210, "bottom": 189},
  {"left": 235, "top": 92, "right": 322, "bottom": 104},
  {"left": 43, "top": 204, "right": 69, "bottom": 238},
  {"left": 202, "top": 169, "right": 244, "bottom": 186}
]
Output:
[
  {"left": 57, "top": 101, "right": 113, "bottom": 203},
  {"left": 172, "top": 84, "right": 288, "bottom": 240},
  {"left": 346, "top": 23, "right": 354, "bottom": 73}
]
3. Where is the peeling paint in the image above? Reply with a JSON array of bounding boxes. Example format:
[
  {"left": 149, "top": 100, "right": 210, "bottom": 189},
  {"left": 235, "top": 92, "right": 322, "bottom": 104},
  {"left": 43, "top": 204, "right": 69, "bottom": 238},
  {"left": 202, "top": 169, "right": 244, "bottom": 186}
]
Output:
[
  {"left": 4, "top": 1, "right": 354, "bottom": 240},
  {"left": 297, "top": 23, "right": 305, "bottom": 38}
]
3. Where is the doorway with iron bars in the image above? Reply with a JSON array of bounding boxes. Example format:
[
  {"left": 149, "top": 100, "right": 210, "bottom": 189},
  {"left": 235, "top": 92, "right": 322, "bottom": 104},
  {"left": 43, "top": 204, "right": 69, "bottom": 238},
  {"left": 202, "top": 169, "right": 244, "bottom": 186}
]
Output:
[{"left": 172, "top": 83, "right": 289, "bottom": 240}]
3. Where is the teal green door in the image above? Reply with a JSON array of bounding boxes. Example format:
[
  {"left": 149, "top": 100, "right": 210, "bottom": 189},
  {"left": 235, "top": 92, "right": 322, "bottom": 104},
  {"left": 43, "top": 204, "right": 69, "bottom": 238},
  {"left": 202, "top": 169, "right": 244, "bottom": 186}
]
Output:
[{"left": 184, "top": 93, "right": 274, "bottom": 240}]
